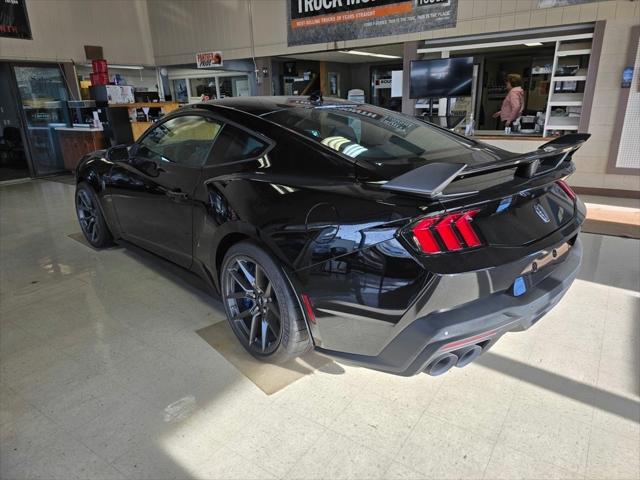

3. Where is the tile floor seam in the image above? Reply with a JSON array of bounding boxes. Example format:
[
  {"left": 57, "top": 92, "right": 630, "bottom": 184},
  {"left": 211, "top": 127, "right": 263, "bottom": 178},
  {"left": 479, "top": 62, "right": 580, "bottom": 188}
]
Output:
[
  {"left": 69, "top": 354, "right": 175, "bottom": 424},
  {"left": 130, "top": 324, "right": 221, "bottom": 368},
  {"left": 0, "top": 382, "right": 136, "bottom": 478},
  {"left": 21, "top": 387, "right": 117, "bottom": 457},
  {"left": 286, "top": 380, "right": 414, "bottom": 478},
  {"left": 68, "top": 430, "right": 136, "bottom": 480},
  {"left": 588, "top": 290, "right": 608, "bottom": 430},
  {"left": 479, "top": 380, "right": 518, "bottom": 479},
  {"left": 285, "top": 375, "right": 358, "bottom": 430},
  {"left": 229, "top": 401, "right": 329, "bottom": 480},
  {"left": 533, "top": 336, "right": 606, "bottom": 362},
  {"left": 106, "top": 434, "right": 228, "bottom": 480},
  {"left": 378, "top": 379, "right": 455, "bottom": 478},
  {"left": 2, "top": 346, "right": 99, "bottom": 400},
  {"left": 393, "top": 410, "right": 500, "bottom": 477},
  {"left": 271, "top": 425, "right": 328, "bottom": 480},
  {"left": 583, "top": 422, "right": 598, "bottom": 480},
  {"left": 491, "top": 425, "right": 594, "bottom": 478},
  {"left": 282, "top": 428, "right": 392, "bottom": 480},
  {"left": 0, "top": 419, "right": 62, "bottom": 473}
]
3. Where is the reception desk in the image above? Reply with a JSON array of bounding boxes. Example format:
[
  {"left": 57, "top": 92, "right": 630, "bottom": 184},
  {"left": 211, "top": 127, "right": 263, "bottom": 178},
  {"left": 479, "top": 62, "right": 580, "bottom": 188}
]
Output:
[
  {"left": 56, "top": 127, "right": 105, "bottom": 171},
  {"left": 109, "top": 102, "right": 179, "bottom": 141}
]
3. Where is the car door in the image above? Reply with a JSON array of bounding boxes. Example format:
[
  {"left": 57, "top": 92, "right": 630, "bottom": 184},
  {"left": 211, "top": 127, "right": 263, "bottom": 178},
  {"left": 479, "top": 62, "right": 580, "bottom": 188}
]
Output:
[{"left": 109, "top": 113, "right": 223, "bottom": 267}]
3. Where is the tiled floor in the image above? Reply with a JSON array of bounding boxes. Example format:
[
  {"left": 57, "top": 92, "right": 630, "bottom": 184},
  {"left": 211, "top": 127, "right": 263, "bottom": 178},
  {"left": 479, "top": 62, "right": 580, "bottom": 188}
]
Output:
[{"left": 1, "top": 180, "right": 639, "bottom": 480}]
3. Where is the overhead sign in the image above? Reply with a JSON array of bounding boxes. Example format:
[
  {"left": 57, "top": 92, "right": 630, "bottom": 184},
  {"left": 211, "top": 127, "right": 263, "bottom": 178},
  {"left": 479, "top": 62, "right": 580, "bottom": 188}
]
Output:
[
  {"left": 0, "top": 0, "right": 32, "bottom": 39},
  {"left": 287, "top": 0, "right": 457, "bottom": 46},
  {"left": 196, "top": 51, "right": 223, "bottom": 68}
]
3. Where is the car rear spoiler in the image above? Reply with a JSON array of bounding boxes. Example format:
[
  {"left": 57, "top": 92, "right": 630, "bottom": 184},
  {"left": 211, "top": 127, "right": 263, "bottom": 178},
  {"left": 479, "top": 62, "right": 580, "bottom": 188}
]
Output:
[{"left": 381, "top": 133, "right": 590, "bottom": 199}]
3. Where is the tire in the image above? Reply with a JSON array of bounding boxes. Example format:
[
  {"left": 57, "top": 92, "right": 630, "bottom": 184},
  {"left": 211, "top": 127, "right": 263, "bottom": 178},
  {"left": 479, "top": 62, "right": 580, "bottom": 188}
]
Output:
[
  {"left": 220, "top": 241, "right": 311, "bottom": 363},
  {"left": 75, "top": 182, "right": 113, "bottom": 249}
]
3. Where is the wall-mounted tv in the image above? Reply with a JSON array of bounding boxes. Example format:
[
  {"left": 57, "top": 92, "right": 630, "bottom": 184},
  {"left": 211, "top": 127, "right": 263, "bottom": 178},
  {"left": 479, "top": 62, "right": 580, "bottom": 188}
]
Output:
[{"left": 409, "top": 57, "right": 474, "bottom": 99}]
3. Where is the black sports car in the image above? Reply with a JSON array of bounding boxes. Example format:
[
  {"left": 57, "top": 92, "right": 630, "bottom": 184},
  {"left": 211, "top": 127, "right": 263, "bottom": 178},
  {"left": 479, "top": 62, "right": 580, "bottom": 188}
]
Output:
[{"left": 75, "top": 96, "right": 587, "bottom": 376}]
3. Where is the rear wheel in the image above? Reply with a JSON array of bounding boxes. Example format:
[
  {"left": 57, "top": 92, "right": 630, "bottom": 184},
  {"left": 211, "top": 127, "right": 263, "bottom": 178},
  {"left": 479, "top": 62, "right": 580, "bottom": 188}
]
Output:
[
  {"left": 75, "top": 182, "right": 113, "bottom": 248},
  {"left": 221, "top": 241, "right": 311, "bottom": 363}
]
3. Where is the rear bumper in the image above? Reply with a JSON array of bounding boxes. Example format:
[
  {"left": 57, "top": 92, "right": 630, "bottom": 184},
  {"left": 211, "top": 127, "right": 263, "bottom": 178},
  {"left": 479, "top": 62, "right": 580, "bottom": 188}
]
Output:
[{"left": 317, "top": 237, "right": 582, "bottom": 376}]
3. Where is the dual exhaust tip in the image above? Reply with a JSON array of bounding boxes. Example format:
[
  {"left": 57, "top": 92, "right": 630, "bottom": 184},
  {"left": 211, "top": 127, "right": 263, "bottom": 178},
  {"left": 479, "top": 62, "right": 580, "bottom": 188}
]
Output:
[{"left": 425, "top": 344, "right": 484, "bottom": 376}]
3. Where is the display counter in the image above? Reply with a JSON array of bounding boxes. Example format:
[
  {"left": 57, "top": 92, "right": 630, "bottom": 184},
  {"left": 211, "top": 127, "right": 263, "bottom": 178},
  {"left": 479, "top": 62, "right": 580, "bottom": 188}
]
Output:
[{"left": 55, "top": 127, "right": 105, "bottom": 171}]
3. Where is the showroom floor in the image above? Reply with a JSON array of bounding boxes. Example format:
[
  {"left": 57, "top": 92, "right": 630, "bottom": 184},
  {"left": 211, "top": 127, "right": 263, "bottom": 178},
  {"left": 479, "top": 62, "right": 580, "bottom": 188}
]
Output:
[{"left": 1, "top": 180, "right": 639, "bottom": 480}]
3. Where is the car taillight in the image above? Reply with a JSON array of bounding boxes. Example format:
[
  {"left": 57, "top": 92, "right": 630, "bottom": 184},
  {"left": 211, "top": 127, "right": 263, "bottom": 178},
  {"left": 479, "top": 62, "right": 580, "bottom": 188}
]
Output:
[
  {"left": 556, "top": 179, "right": 576, "bottom": 201},
  {"left": 411, "top": 209, "right": 482, "bottom": 255}
]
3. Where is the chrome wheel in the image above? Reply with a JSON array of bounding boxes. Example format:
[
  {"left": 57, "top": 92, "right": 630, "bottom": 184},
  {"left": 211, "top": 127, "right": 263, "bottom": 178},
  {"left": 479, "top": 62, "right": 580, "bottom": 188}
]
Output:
[
  {"left": 76, "top": 189, "right": 100, "bottom": 244},
  {"left": 223, "top": 256, "right": 282, "bottom": 355}
]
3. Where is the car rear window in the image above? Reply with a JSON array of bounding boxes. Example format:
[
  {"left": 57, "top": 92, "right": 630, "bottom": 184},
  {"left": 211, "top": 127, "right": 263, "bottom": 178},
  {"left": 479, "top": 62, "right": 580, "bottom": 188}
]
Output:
[
  {"left": 263, "top": 105, "right": 478, "bottom": 165},
  {"left": 208, "top": 124, "right": 269, "bottom": 165}
]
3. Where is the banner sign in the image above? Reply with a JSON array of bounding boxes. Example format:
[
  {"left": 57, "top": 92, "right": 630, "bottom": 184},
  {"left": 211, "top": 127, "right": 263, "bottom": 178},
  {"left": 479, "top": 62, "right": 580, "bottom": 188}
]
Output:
[
  {"left": 288, "top": 0, "right": 457, "bottom": 46},
  {"left": 196, "top": 51, "right": 223, "bottom": 68},
  {"left": 0, "top": 0, "right": 31, "bottom": 39}
]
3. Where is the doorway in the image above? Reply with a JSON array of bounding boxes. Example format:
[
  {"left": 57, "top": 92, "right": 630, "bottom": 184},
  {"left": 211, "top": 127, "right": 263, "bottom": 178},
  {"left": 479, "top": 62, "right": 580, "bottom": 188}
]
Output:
[
  {"left": 0, "top": 63, "right": 29, "bottom": 181},
  {"left": 12, "top": 63, "right": 70, "bottom": 176},
  {"left": 0, "top": 62, "right": 72, "bottom": 181}
]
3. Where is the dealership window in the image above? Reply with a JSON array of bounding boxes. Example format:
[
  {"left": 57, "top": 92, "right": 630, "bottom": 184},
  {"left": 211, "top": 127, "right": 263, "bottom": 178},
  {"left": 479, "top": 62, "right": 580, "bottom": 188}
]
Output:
[
  {"left": 414, "top": 24, "right": 598, "bottom": 138},
  {"left": 168, "top": 72, "right": 252, "bottom": 104},
  {"left": 189, "top": 78, "right": 217, "bottom": 99},
  {"left": 476, "top": 49, "right": 555, "bottom": 132}
]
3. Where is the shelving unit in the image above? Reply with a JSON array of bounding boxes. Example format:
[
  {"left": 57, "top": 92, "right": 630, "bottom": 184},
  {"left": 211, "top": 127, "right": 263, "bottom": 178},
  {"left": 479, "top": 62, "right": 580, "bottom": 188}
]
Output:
[
  {"left": 548, "top": 93, "right": 584, "bottom": 106},
  {"left": 553, "top": 68, "right": 588, "bottom": 82},
  {"left": 556, "top": 41, "right": 592, "bottom": 57},
  {"left": 543, "top": 38, "right": 592, "bottom": 137},
  {"left": 545, "top": 116, "right": 581, "bottom": 130}
]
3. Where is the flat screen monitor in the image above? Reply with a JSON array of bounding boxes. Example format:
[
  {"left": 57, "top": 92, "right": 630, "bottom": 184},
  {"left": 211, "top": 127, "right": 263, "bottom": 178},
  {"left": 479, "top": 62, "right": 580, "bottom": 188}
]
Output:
[{"left": 410, "top": 57, "right": 474, "bottom": 99}]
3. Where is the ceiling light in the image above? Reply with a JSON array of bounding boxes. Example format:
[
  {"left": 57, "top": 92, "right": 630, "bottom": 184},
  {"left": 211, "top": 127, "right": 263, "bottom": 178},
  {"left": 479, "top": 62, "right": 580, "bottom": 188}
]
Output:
[
  {"left": 81, "top": 63, "right": 145, "bottom": 70},
  {"left": 339, "top": 50, "right": 402, "bottom": 59},
  {"left": 524, "top": 42, "right": 543, "bottom": 47}
]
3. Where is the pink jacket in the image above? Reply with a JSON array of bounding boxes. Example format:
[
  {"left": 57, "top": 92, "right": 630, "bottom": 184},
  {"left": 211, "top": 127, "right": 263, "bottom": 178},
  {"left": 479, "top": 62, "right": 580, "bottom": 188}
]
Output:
[{"left": 500, "top": 86, "right": 524, "bottom": 123}]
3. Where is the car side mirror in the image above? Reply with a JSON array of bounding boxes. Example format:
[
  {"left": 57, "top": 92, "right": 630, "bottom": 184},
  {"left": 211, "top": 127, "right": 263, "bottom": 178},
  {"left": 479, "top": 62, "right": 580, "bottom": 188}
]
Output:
[{"left": 108, "top": 145, "right": 131, "bottom": 162}]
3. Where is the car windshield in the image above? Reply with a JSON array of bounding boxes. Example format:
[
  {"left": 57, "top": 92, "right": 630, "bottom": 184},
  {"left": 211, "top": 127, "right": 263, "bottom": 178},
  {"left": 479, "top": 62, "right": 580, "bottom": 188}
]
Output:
[{"left": 263, "top": 105, "right": 482, "bottom": 166}]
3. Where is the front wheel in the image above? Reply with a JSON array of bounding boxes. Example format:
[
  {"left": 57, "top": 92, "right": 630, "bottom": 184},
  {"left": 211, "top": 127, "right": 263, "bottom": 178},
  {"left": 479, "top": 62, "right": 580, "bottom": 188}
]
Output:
[
  {"left": 220, "top": 241, "right": 311, "bottom": 363},
  {"left": 75, "top": 182, "right": 113, "bottom": 248}
]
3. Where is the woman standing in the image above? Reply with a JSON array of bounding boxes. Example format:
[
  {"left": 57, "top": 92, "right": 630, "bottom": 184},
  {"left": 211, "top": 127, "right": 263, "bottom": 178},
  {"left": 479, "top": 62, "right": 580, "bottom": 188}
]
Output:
[{"left": 493, "top": 73, "right": 525, "bottom": 129}]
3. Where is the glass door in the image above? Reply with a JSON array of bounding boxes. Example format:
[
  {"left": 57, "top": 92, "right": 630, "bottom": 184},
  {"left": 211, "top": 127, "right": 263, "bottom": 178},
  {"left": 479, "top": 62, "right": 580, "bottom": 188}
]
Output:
[
  {"left": 370, "top": 64, "right": 402, "bottom": 111},
  {"left": 12, "top": 64, "right": 71, "bottom": 176},
  {"left": 0, "top": 62, "right": 31, "bottom": 181}
]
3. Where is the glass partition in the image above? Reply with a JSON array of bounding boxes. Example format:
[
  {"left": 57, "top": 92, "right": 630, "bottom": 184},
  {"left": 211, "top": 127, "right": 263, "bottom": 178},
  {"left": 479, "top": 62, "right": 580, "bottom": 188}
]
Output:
[{"left": 13, "top": 65, "right": 70, "bottom": 175}]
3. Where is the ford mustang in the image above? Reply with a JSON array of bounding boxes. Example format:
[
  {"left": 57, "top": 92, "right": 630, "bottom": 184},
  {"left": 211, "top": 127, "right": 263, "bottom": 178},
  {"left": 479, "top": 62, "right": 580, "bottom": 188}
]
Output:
[{"left": 75, "top": 96, "right": 587, "bottom": 376}]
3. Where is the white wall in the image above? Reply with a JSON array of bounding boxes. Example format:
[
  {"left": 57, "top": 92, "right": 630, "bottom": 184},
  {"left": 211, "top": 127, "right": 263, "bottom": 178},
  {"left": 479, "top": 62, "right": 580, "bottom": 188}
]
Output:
[
  {"left": 147, "top": 0, "right": 254, "bottom": 66},
  {"left": 0, "top": 0, "right": 155, "bottom": 65}
]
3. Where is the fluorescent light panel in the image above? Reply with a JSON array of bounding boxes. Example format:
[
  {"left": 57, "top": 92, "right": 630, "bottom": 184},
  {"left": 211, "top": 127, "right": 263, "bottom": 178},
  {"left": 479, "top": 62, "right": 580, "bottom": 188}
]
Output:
[
  {"left": 339, "top": 50, "right": 402, "bottom": 59},
  {"left": 524, "top": 42, "right": 543, "bottom": 46},
  {"left": 81, "top": 63, "right": 145, "bottom": 70}
]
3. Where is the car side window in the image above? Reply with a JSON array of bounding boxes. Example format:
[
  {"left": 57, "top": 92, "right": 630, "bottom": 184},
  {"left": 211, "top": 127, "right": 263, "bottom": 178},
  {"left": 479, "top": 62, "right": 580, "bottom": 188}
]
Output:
[
  {"left": 137, "top": 115, "right": 222, "bottom": 167},
  {"left": 207, "top": 124, "right": 269, "bottom": 165}
]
